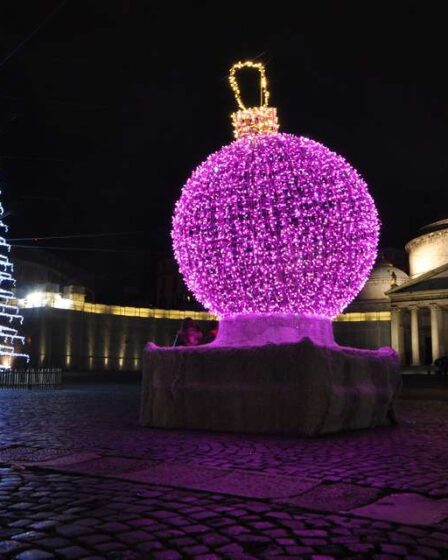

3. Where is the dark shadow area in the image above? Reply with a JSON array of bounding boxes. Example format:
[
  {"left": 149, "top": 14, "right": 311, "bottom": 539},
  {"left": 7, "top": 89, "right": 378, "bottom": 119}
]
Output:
[{"left": 400, "top": 374, "right": 448, "bottom": 401}]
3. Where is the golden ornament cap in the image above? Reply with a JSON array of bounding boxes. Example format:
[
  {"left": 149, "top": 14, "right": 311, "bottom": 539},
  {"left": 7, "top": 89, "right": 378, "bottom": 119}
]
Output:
[{"left": 229, "top": 61, "right": 279, "bottom": 140}]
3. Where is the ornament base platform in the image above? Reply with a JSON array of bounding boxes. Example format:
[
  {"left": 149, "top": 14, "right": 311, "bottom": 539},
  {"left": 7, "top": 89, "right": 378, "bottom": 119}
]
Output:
[{"left": 140, "top": 314, "right": 401, "bottom": 436}]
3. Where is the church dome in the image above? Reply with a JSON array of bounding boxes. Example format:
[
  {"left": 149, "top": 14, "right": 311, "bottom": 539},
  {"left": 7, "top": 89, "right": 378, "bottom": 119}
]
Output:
[
  {"left": 406, "top": 218, "right": 448, "bottom": 277},
  {"left": 419, "top": 218, "right": 448, "bottom": 235},
  {"left": 356, "top": 261, "right": 408, "bottom": 301}
]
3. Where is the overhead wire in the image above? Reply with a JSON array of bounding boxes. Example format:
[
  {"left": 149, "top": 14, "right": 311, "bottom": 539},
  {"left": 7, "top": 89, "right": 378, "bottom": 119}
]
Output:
[
  {"left": 12, "top": 244, "right": 146, "bottom": 254},
  {"left": 0, "top": 0, "right": 69, "bottom": 69},
  {"left": 9, "top": 231, "right": 142, "bottom": 242}
]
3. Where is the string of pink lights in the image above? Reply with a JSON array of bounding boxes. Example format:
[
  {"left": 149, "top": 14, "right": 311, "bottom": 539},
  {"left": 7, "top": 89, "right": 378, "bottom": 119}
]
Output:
[{"left": 172, "top": 62, "right": 379, "bottom": 320}]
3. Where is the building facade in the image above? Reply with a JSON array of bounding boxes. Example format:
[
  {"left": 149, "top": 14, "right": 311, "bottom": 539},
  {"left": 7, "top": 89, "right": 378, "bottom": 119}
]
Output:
[
  {"left": 155, "top": 257, "right": 201, "bottom": 310},
  {"left": 19, "top": 289, "right": 213, "bottom": 371},
  {"left": 11, "top": 218, "right": 448, "bottom": 371},
  {"left": 387, "top": 219, "right": 448, "bottom": 365},
  {"left": 334, "top": 218, "right": 448, "bottom": 366},
  {"left": 12, "top": 247, "right": 92, "bottom": 298},
  {"left": 332, "top": 259, "right": 408, "bottom": 351}
]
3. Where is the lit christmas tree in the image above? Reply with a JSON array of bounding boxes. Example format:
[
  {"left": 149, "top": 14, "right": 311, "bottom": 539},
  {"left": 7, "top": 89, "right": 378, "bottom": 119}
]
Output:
[{"left": 0, "top": 190, "right": 29, "bottom": 370}]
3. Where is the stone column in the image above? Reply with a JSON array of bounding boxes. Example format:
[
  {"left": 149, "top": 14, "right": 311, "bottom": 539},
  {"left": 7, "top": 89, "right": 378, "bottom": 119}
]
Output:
[
  {"left": 430, "top": 304, "right": 442, "bottom": 362},
  {"left": 442, "top": 307, "right": 447, "bottom": 357},
  {"left": 39, "top": 310, "right": 47, "bottom": 367},
  {"left": 390, "top": 307, "right": 404, "bottom": 363},
  {"left": 410, "top": 306, "right": 421, "bottom": 366}
]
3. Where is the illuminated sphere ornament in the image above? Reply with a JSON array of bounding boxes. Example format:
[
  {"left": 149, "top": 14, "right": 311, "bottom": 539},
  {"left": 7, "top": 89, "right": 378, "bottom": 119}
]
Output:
[{"left": 172, "top": 62, "right": 379, "bottom": 320}]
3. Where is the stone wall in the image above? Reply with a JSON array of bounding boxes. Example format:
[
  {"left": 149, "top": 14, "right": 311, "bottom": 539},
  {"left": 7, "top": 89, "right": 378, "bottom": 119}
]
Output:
[
  {"left": 21, "top": 308, "right": 393, "bottom": 372},
  {"left": 333, "top": 320, "right": 391, "bottom": 350},
  {"left": 22, "top": 308, "right": 209, "bottom": 371}
]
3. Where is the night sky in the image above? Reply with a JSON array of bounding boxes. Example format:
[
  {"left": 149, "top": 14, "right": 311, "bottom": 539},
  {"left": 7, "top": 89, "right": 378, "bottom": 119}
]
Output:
[{"left": 0, "top": 1, "right": 447, "bottom": 304}]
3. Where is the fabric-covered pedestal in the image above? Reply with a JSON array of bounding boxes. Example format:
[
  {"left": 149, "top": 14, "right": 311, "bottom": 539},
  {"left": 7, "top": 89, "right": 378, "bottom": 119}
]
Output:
[{"left": 140, "top": 339, "right": 401, "bottom": 436}]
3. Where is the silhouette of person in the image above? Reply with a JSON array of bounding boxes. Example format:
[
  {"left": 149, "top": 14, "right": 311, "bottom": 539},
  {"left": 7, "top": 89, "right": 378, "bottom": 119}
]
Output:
[
  {"left": 390, "top": 270, "right": 398, "bottom": 288},
  {"left": 203, "top": 323, "right": 219, "bottom": 344},
  {"left": 176, "top": 317, "right": 203, "bottom": 346}
]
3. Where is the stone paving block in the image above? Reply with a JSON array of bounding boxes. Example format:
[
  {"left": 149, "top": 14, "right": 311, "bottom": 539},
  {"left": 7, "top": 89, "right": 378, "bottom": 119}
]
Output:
[
  {"left": 75, "top": 517, "right": 101, "bottom": 527},
  {"left": 58, "top": 546, "right": 91, "bottom": 559},
  {"left": 97, "top": 521, "right": 130, "bottom": 532},
  {"left": 56, "top": 524, "right": 94, "bottom": 537},
  {"left": 182, "top": 524, "right": 209, "bottom": 534},
  {"left": 351, "top": 492, "right": 448, "bottom": 526},
  {"left": 152, "top": 551, "right": 183, "bottom": 560},
  {"left": 0, "top": 539, "right": 27, "bottom": 553},
  {"left": 276, "top": 482, "right": 381, "bottom": 512},
  {"left": 0, "top": 446, "right": 70, "bottom": 463},
  {"left": 414, "top": 546, "right": 442, "bottom": 558},
  {"left": 118, "top": 529, "right": 153, "bottom": 543},
  {"left": 135, "top": 541, "right": 164, "bottom": 554},
  {"left": 93, "top": 542, "right": 127, "bottom": 553},
  {"left": 10, "top": 501, "right": 35, "bottom": 510},
  {"left": 15, "top": 550, "right": 55, "bottom": 560},
  {"left": 222, "top": 524, "right": 251, "bottom": 536},
  {"left": 189, "top": 469, "right": 319, "bottom": 499},
  {"left": 29, "top": 520, "right": 58, "bottom": 530},
  {"left": 346, "top": 543, "right": 376, "bottom": 553},
  {"left": 36, "top": 537, "right": 72, "bottom": 548},
  {"left": 12, "top": 530, "right": 47, "bottom": 541},
  {"left": 34, "top": 452, "right": 101, "bottom": 467},
  {"left": 420, "top": 536, "right": 448, "bottom": 548},
  {"left": 56, "top": 456, "right": 158, "bottom": 476},
  {"left": 285, "top": 547, "right": 315, "bottom": 556},
  {"left": 217, "top": 543, "right": 244, "bottom": 554},
  {"left": 7, "top": 519, "right": 32, "bottom": 528},
  {"left": 183, "top": 544, "right": 211, "bottom": 555},
  {"left": 301, "top": 537, "right": 327, "bottom": 545},
  {"left": 120, "top": 462, "right": 229, "bottom": 488},
  {"left": 0, "top": 527, "right": 17, "bottom": 538},
  {"left": 431, "top": 531, "right": 448, "bottom": 543},
  {"left": 78, "top": 534, "right": 110, "bottom": 545}
]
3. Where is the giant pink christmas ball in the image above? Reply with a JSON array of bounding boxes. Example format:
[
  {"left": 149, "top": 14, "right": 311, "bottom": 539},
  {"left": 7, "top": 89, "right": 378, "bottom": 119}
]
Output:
[{"left": 172, "top": 133, "right": 379, "bottom": 319}]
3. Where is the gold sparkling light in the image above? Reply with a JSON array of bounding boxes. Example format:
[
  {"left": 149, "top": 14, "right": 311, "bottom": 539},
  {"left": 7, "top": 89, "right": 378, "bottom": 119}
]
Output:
[
  {"left": 17, "top": 289, "right": 387, "bottom": 322},
  {"left": 229, "top": 60, "right": 270, "bottom": 110},
  {"left": 229, "top": 60, "right": 279, "bottom": 139}
]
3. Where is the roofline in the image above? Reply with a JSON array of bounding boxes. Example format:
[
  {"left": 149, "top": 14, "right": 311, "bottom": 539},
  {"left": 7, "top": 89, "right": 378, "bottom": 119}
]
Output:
[
  {"left": 385, "top": 261, "right": 448, "bottom": 294},
  {"left": 405, "top": 228, "right": 448, "bottom": 253}
]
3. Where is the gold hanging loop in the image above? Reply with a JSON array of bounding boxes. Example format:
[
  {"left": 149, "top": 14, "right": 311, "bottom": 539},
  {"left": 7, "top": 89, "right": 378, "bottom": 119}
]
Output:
[
  {"left": 228, "top": 60, "right": 279, "bottom": 139},
  {"left": 229, "top": 61, "right": 270, "bottom": 110}
]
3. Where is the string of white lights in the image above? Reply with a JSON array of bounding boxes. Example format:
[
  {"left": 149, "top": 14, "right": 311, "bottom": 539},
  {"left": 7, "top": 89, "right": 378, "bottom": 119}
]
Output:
[{"left": 0, "top": 190, "right": 29, "bottom": 370}]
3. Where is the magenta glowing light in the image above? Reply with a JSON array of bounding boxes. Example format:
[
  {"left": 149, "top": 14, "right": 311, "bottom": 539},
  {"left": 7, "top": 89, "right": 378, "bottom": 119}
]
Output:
[{"left": 172, "top": 132, "right": 379, "bottom": 320}]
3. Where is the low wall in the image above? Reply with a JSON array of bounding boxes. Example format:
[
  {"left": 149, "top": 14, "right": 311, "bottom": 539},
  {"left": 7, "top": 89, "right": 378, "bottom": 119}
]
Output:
[{"left": 141, "top": 338, "right": 401, "bottom": 436}]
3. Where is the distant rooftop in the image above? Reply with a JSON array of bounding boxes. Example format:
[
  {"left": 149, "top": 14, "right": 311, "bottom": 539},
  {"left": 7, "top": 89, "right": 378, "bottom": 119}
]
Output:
[{"left": 419, "top": 218, "right": 448, "bottom": 235}]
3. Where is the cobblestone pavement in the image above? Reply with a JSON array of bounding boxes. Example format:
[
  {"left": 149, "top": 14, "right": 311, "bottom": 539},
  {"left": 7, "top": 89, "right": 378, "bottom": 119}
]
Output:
[{"left": 0, "top": 383, "right": 448, "bottom": 559}]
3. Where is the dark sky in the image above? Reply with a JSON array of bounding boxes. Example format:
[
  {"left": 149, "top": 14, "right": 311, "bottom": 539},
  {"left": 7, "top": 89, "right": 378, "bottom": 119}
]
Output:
[{"left": 0, "top": 1, "right": 447, "bottom": 304}]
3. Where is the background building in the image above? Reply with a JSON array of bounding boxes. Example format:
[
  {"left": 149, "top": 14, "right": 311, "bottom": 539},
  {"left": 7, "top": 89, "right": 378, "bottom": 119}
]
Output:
[
  {"left": 12, "top": 247, "right": 92, "bottom": 298},
  {"left": 332, "top": 258, "right": 408, "bottom": 351},
  {"left": 388, "top": 219, "right": 448, "bottom": 366},
  {"left": 334, "top": 218, "right": 448, "bottom": 366},
  {"left": 9, "top": 217, "right": 448, "bottom": 371},
  {"left": 20, "top": 287, "right": 213, "bottom": 371},
  {"left": 155, "top": 257, "right": 202, "bottom": 311}
]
